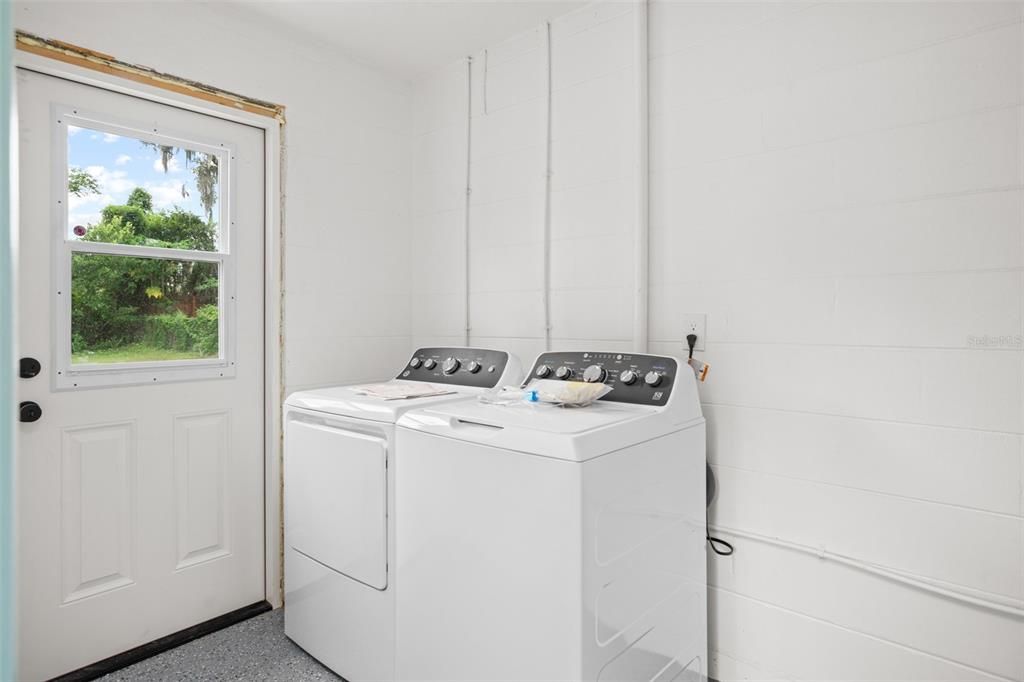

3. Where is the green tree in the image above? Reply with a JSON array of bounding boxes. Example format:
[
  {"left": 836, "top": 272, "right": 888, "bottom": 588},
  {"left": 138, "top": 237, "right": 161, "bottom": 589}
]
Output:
[
  {"left": 72, "top": 188, "right": 218, "bottom": 354},
  {"left": 140, "top": 142, "right": 219, "bottom": 222},
  {"left": 98, "top": 189, "right": 216, "bottom": 251},
  {"left": 68, "top": 167, "right": 100, "bottom": 197},
  {"left": 127, "top": 187, "right": 152, "bottom": 211}
]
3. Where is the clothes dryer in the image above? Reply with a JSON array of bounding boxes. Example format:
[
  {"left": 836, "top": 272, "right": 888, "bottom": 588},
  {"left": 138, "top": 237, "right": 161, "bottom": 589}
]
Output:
[{"left": 283, "top": 347, "right": 522, "bottom": 681}]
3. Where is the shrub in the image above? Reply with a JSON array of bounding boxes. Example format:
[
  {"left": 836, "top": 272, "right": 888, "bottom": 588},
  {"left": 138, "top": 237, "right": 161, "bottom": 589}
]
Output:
[
  {"left": 71, "top": 188, "right": 218, "bottom": 352},
  {"left": 142, "top": 305, "right": 219, "bottom": 356},
  {"left": 191, "top": 305, "right": 220, "bottom": 356}
]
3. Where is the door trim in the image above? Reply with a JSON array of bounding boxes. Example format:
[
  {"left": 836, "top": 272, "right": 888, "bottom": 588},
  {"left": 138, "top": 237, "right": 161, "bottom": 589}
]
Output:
[{"left": 14, "top": 49, "right": 285, "bottom": 608}]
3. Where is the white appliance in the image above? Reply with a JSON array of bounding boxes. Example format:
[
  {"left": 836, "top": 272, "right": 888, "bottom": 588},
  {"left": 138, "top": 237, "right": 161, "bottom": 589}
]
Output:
[
  {"left": 283, "top": 347, "right": 523, "bottom": 681},
  {"left": 395, "top": 351, "right": 707, "bottom": 682}
]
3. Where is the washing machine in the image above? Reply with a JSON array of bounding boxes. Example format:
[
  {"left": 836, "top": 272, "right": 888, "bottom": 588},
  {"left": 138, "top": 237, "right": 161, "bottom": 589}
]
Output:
[
  {"left": 282, "top": 347, "right": 522, "bottom": 681},
  {"left": 394, "top": 351, "right": 707, "bottom": 682}
]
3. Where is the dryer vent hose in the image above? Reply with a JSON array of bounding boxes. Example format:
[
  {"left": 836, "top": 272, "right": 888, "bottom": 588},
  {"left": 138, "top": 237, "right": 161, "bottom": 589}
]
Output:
[
  {"left": 705, "top": 463, "right": 734, "bottom": 556},
  {"left": 706, "top": 462, "right": 716, "bottom": 508}
]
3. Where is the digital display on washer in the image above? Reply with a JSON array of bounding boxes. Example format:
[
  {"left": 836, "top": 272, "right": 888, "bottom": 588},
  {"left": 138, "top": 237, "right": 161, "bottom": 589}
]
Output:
[
  {"left": 397, "top": 347, "right": 511, "bottom": 388},
  {"left": 523, "top": 351, "right": 678, "bottom": 406}
]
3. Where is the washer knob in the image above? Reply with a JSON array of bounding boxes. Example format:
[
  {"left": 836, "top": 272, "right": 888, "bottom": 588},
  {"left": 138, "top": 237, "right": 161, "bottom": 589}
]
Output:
[
  {"left": 467, "top": 360, "right": 482, "bottom": 374},
  {"left": 423, "top": 358, "right": 437, "bottom": 370},
  {"left": 442, "top": 357, "right": 461, "bottom": 375},
  {"left": 644, "top": 371, "right": 663, "bottom": 387},
  {"left": 409, "top": 357, "right": 422, "bottom": 369},
  {"left": 535, "top": 364, "right": 552, "bottom": 378},
  {"left": 583, "top": 364, "right": 607, "bottom": 383},
  {"left": 555, "top": 366, "right": 573, "bottom": 380},
  {"left": 619, "top": 369, "right": 638, "bottom": 385}
]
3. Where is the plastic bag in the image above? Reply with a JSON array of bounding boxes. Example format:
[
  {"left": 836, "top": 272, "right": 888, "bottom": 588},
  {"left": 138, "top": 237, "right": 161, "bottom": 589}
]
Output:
[{"left": 525, "top": 379, "right": 612, "bottom": 407}]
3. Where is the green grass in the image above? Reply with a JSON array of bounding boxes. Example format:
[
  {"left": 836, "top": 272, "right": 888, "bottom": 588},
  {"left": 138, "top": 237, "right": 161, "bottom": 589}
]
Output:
[{"left": 72, "top": 342, "right": 212, "bottom": 365}]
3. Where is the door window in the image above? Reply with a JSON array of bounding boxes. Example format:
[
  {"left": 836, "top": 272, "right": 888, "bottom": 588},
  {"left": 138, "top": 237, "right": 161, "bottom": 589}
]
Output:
[{"left": 56, "top": 110, "right": 235, "bottom": 387}]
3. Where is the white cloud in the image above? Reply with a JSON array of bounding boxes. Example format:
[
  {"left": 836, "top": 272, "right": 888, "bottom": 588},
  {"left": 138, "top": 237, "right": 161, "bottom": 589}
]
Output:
[
  {"left": 67, "top": 125, "right": 82, "bottom": 136},
  {"left": 144, "top": 180, "right": 188, "bottom": 210},
  {"left": 153, "top": 156, "right": 182, "bottom": 173},
  {"left": 68, "top": 210, "right": 103, "bottom": 230},
  {"left": 85, "top": 164, "right": 135, "bottom": 196},
  {"left": 103, "top": 133, "right": 120, "bottom": 143},
  {"left": 115, "top": 154, "right": 132, "bottom": 166},
  {"left": 68, "top": 190, "right": 114, "bottom": 229}
]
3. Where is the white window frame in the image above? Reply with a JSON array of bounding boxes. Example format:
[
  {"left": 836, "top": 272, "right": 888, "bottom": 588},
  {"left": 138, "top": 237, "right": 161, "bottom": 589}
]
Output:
[{"left": 52, "top": 105, "right": 237, "bottom": 389}]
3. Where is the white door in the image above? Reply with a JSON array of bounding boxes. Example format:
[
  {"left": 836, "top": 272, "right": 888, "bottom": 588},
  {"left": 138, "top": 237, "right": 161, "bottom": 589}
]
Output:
[{"left": 16, "top": 69, "right": 265, "bottom": 681}]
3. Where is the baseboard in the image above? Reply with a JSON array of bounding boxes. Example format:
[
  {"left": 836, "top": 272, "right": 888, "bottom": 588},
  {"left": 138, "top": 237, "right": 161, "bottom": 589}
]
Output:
[{"left": 49, "top": 600, "right": 272, "bottom": 682}]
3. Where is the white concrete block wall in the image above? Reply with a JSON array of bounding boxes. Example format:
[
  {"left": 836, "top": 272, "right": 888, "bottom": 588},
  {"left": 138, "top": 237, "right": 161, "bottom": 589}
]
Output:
[
  {"left": 468, "top": 23, "right": 548, "bottom": 362},
  {"left": 410, "top": 59, "right": 470, "bottom": 352},
  {"left": 649, "top": 1, "right": 1024, "bottom": 680},
  {"left": 14, "top": 1, "right": 414, "bottom": 395},
  {"left": 410, "top": 3, "right": 641, "bottom": 364},
  {"left": 413, "top": 1, "right": 1024, "bottom": 680}
]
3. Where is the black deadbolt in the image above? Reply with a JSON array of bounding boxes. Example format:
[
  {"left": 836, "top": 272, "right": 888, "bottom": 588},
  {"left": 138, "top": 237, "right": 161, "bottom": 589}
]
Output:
[
  {"left": 20, "top": 357, "right": 41, "bottom": 379},
  {"left": 19, "top": 401, "right": 42, "bottom": 423}
]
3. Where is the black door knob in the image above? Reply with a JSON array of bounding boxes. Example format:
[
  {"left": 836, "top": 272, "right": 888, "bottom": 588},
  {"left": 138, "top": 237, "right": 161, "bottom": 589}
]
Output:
[
  {"left": 20, "top": 357, "right": 41, "bottom": 379},
  {"left": 19, "top": 401, "right": 42, "bottom": 423}
]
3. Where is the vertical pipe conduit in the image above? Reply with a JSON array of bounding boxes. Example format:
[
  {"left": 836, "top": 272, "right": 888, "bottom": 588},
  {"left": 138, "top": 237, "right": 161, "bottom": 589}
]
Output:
[
  {"left": 543, "top": 21, "right": 554, "bottom": 351},
  {"left": 463, "top": 55, "right": 473, "bottom": 346},
  {"left": 633, "top": 0, "right": 650, "bottom": 353}
]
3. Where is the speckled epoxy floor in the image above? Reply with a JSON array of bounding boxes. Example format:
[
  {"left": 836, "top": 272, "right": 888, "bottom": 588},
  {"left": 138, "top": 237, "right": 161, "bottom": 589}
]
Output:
[{"left": 97, "top": 609, "right": 340, "bottom": 681}]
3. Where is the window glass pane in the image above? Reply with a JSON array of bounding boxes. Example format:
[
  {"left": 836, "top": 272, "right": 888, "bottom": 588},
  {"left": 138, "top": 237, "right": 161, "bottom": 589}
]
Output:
[
  {"left": 67, "top": 125, "right": 221, "bottom": 251},
  {"left": 71, "top": 253, "right": 220, "bottom": 364}
]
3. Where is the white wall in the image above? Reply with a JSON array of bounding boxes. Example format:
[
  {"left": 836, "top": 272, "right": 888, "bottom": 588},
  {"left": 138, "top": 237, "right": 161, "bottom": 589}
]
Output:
[
  {"left": 411, "top": 2, "right": 642, "bottom": 362},
  {"left": 411, "top": 2, "right": 1024, "bottom": 680},
  {"left": 14, "top": 1, "right": 413, "bottom": 395}
]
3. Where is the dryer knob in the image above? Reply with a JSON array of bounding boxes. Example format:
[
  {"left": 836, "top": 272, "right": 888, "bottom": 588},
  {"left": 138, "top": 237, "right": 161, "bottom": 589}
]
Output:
[
  {"left": 442, "top": 357, "right": 461, "bottom": 375},
  {"left": 644, "top": 371, "right": 663, "bottom": 387},
  {"left": 554, "top": 366, "right": 572, "bottom": 380},
  {"left": 409, "top": 357, "right": 422, "bottom": 369},
  {"left": 534, "top": 364, "right": 552, "bottom": 378},
  {"left": 423, "top": 358, "right": 437, "bottom": 370},
  {"left": 619, "top": 369, "right": 638, "bottom": 385},
  {"left": 583, "top": 365, "right": 607, "bottom": 383},
  {"left": 467, "top": 361, "right": 482, "bottom": 374}
]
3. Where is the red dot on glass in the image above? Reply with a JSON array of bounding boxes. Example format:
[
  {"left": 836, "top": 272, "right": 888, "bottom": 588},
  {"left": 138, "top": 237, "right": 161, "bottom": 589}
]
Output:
[{"left": 73, "top": 225, "right": 86, "bottom": 237}]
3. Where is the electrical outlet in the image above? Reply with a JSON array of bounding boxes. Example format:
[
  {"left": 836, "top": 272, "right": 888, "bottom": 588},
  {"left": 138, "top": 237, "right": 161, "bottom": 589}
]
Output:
[{"left": 681, "top": 313, "right": 706, "bottom": 352}]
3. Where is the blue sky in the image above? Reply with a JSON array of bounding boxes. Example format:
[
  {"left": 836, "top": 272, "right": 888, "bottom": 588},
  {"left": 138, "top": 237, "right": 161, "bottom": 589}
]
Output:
[{"left": 66, "top": 125, "right": 217, "bottom": 234}]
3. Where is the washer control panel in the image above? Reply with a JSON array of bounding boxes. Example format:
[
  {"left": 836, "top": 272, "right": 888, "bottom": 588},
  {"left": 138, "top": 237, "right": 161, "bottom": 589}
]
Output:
[
  {"left": 398, "top": 347, "right": 511, "bottom": 388},
  {"left": 524, "top": 351, "right": 678, "bottom": 406}
]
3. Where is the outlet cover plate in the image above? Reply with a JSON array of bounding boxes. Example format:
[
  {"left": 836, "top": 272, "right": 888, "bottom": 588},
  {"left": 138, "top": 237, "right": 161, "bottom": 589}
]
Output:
[{"left": 681, "top": 313, "right": 706, "bottom": 352}]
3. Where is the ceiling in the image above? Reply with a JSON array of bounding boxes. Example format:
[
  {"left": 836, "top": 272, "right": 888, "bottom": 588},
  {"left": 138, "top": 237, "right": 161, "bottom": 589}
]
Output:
[{"left": 232, "top": 0, "right": 588, "bottom": 80}]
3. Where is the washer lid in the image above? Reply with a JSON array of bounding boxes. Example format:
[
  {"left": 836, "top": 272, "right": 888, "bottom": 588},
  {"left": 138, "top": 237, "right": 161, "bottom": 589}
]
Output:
[
  {"left": 397, "top": 400, "right": 694, "bottom": 462},
  {"left": 285, "top": 381, "right": 482, "bottom": 424},
  {"left": 413, "top": 400, "right": 646, "bottom": 433}
]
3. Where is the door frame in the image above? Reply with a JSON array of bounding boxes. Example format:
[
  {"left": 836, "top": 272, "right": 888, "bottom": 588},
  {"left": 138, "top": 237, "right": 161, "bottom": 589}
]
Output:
[{"left": 13, "top": 48, "right": 285, "bottom": 608}]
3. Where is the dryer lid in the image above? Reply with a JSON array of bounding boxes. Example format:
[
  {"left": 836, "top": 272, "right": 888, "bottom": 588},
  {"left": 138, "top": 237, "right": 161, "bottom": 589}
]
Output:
[{"left": 285, "top": 382, "right": 483, "bottom": 424}]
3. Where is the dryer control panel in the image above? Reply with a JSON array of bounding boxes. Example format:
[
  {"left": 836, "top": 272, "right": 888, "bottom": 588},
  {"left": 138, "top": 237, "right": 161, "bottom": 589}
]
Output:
[
  {"left": 398, "top": 347, "right": 513, "bottom": 388},
  {"left": 523, "top": 351, "right": 679, "bottom": 406}
]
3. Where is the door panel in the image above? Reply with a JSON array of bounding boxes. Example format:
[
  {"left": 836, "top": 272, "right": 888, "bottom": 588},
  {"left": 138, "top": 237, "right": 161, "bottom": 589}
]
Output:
[
  {"left": 173, "top": 411, "right": 230, "bottom": 569},
  {"left": 16, "top": 69, "right": 265, "bottom": 681},
  {"left": 60, "top": 421, "right": 135, "bottom": 603}
]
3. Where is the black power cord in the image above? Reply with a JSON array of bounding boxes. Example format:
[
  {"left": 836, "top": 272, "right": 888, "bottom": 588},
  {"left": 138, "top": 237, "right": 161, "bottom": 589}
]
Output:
[
  {"left": 705, "top": 464, "right": 734, "bottom": 557},
  {"left": 690, "top": 333, "right": 734, "bottom": 558}
]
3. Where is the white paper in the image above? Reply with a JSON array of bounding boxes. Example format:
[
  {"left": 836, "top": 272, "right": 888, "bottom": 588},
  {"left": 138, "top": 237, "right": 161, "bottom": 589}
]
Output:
[{"left": 350, "top": 382, "right": 456, "bottom": 400}]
